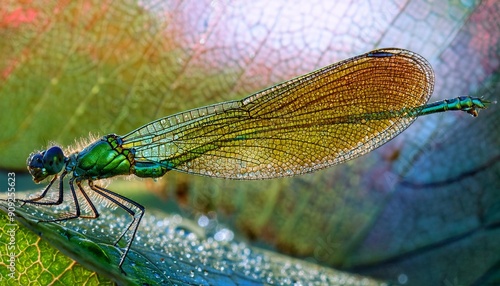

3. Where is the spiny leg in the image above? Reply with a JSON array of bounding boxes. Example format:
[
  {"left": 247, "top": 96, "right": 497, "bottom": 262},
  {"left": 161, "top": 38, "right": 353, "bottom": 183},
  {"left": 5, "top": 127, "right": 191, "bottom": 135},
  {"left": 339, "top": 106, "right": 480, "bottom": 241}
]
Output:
[
  {"left": 88, "top": 181, "right": 145, "bottom": 269},
  {"left": 23, "top": 176, "right": 87, "bottom": 222},
  {"left": 88, "top": 181, "right": 141, "bottom": 243},
  {"left": 74, "top": 180, "right": 100, "bottom": 219},
  {"left": 45, "top": 178, "right": 101, "bottom": 222},
  {"left": 20, "top": 172, "right": 67, "bottom": 206},
  {"left": 20, "top": 173, "right": 98, "bottom": 223}
]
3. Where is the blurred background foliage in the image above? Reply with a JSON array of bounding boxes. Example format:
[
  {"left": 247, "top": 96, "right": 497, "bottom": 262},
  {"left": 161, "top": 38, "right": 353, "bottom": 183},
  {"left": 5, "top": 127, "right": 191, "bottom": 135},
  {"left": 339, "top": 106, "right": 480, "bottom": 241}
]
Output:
[{"left": 0, "top": 0, "right": 498, "bottom": 285}]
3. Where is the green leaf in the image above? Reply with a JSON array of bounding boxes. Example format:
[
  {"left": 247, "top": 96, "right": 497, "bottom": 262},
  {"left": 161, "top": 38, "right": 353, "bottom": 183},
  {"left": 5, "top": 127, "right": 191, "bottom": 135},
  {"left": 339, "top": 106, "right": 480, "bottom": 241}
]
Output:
[
  {"left": 0, "top": 203, "right": 113, "bottom": 285},
  {"left": 0, "top": 191, "right": 383, "bottom": 285}
]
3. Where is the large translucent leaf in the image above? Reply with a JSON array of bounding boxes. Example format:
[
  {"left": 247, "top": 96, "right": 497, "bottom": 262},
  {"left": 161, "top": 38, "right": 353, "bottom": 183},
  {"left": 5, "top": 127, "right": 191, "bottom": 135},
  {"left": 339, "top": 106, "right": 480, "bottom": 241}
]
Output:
[
  {"left": 0, "top": 192, "right": 382, "bottom": 285},
  {"left": 1, "top": 1, "right": 498, "bottom": 285}
]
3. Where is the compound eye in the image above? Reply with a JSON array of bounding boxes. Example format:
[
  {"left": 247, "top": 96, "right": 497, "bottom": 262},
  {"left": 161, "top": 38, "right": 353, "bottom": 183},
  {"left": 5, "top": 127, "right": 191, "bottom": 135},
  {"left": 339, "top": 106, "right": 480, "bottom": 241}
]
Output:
[
  {"left": 43, "top": 146, "right": 65, "bottom": 175},
  {"left": 27, "top": 152, "right": 47, "bottom": 183},
  {"left": 27, "top": 153, "right": 44, "bottom": 169}
]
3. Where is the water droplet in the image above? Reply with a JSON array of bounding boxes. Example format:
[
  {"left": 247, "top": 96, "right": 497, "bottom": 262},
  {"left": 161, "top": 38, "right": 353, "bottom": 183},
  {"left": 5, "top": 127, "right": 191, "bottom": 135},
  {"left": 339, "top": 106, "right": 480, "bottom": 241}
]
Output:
[
  {"left": 197, "top": 215, "right": 209, "bottom": 227},
  {"left": 398, "top": 273, "right": 408, "bottom": 284}
]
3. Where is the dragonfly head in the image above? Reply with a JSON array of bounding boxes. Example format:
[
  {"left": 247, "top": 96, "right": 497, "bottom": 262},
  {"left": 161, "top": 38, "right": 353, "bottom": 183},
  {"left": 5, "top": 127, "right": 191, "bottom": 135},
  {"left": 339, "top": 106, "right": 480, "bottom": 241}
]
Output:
[{"left": 27, "top": 146, "right": 66, "bottom": 183}]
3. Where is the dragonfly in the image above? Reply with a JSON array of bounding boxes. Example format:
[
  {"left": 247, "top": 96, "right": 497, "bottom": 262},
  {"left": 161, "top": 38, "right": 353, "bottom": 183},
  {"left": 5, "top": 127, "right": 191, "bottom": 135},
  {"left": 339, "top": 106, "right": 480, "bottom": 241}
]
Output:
[{"left": 21, "top": 48, "right": 491, "bottom": 272}]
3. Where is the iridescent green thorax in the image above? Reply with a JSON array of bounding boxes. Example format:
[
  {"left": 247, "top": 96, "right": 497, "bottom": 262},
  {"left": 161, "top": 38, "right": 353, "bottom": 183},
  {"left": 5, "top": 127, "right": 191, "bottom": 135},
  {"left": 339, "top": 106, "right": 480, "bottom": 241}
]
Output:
[{"left": 68, "top": 135, "right": 135, "bottom": 180}]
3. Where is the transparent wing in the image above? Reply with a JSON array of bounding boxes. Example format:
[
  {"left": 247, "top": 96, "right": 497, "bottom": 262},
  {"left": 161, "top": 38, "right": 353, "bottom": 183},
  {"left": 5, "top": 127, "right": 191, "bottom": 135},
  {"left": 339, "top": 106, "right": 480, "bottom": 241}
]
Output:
[{"left": 121, "top": 48, "right": 434, "bottom": 179}]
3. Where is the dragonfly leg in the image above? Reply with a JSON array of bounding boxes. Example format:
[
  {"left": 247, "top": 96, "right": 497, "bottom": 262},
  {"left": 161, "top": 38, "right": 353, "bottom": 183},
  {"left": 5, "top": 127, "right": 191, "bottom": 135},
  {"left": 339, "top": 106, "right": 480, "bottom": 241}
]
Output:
[
  {"left": 39, "top": 177, "right": 83, "bottom": 222},
  {"left": 20, "top": 174, "right": 94, "bottom": 222},
  {"left": 88, "top": 181, "right": 144, "bottom": 271},
  {"left": 20, "top": 172, "right": 66, "bottom": 206},
  {"left": 74, "top": 180, "right": 99, "bottom": 219}
]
